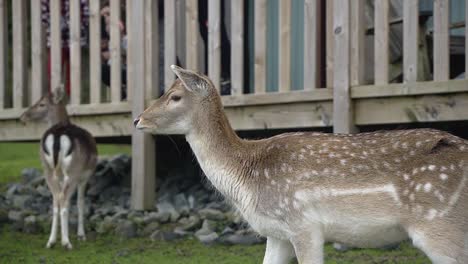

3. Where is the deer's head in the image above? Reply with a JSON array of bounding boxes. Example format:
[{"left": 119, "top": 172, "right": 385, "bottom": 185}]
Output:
[
  {"left": 134, "top": 65, "right": 218, "bottom": 135},
  {"left": 20, "top": 86, "right": 67, "bottom": 124}
]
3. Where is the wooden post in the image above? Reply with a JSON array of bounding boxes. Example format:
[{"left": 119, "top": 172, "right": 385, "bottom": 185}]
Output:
[
  {"left": 230, "top": 0, "right": 244, "bottom": 95},
  {"left": 164, "top": 0, "right": 176, "bottom": 91},
  {"left": 466, "top": 0, "right": 468, "bottom": 79},
  {"left": 403, "top": 0, "right": 418, "bottom": 83},
  {"left": 126, "top": 0, "right": 132, "bottom": 101},
  {"left": 145, "top": 0, "right": 158, "bottom": 99},
  {"left": 13, "top": 0, "right": 27, "bottom": 108},
  {"left": 130, "top": 0, "right": 156, "bottom": 211},
  {"left": 186, "top": 0, "right": 199, "bottom": 71},
  {"left": 374, "top": 0, "right": 389, "bottom": 85},
  {"left": 208, "top": 0, "right": 221, "bottom": 92},
  {"left": 254, "top": 0, "right": 267, "bottom": 94},
  {"left": 31, "top": 0, "right": 46, "bottom": 103},
  {"left": 89, "top": 0, "right": 101, "bottom": 104},
  {"left": 326, "top": 0, "right": 334, "bottom": 88},
  {"left": 350, "top": 0, "right": 365, "bottom": 86},
  {"left": 0, "top": 0, "right": 7, "bottom": 109},
  {"left": 433, "top": 0, "right": 449, "bottom": 81},
  {"left": 278, "top": 0, "right": 291, "bottom": 92},
  {"left": 70, "top": 0, "right": 82, "bottom": 105},
  {"left": 304, "top": 0, "right": 319, "bottom": 90},
  {"left": 110, "top": 0, "right": 122, "bottom": 102},
  {"left": 333, "top": 0, "right": 355, "bottom": 133}
]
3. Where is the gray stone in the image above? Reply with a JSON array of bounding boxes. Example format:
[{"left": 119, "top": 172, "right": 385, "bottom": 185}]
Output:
[
  {"left": 8, "top": 210, "right": 25, "bottom": 222},
  {"left": 174, "top": 193, "right": 190, "bottom": 216},
  {"left": 149, "top": 230, "right": 181, "bottom": 242},
  {"left": 115, "top": 220, "right": 137, "bottom": 239},
  {"left": 195, "top": 219, "right": 216, "bottom": 237},
  {"left": 24, "top": 215, "right": 40, "bottom": 234},
  {"left": 140, "top": 222, "right": 160, "bottom": 236},
  {"left": 198, "top": 208, "right": 225, "bottom": 221},
  {"left": 196, "top": 231, "right": 219, "bottom": 245},
  {"left": 333, "top": 242, "right": 350, "bottom": 252},
  {"left": 156, "top": 201, "right": 180, "bottom": 222},
  {"left": 96, "top": 217, "right": 115, "bottom": 234},
  {"left": 177, "top": 215, "right": 201, "bottom": 231},
  {"left": 173, "top": 227, "right": 192, "bottom": 237},
  {"left": 188, "top": 195, "right": 196, "bottom": 210},
  {"left": 22, "top": 168, "right": 41, "bottom": 183},
  {"left": 5, "top": 184, "right": 20, "bottom": 199},
  {"left": 36, "top": 185, "right": 51, "bottom": 198},
  {"left": 12, "top": 195, "right": 33, "bottom": 209}
]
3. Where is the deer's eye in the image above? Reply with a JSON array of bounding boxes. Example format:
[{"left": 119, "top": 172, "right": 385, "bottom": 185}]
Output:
[
  {"left": 170, "top": 95, "right": 181, "bottom": 102},
  {"left": 39, "top": 103, "right": 46, "bottom": 107}
]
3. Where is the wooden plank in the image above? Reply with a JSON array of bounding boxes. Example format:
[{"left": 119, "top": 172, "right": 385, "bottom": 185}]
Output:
[
  {"left": 145, "top": 0, "right": 158, "bottom": 99},
  {"left": 350, "top": 0, "right": 365, "bottom": 86},
  {"left": 332, "top": 0, "right": 355, "bottom": 133},
  {"left": 222, "top": 89, "right": 333, "bottom": 107},
  {"left": 50, "top": 0, "right": 62, "bottom": 92},
  {"left": 12, "top": 0, "right": 27, "bottom": 108},
  {"left": 185, "top": 0, "right": 199, "bottom": 70},
  {"left": 278, "top": 0, "right": 291, "bottom": 92},
  {"left": 304, "top": 0, "right": 319, "bottom": 90},
  {"left": 31, "top": 0, "right": 45, "bottom": 103},
  {"left": 374, "top": 0, "right": 389, "bottom": 85},
  {"left": 126, "top": 0, "right": 132, "bottom": 101},
  {"left": 466, "top": 0, "right": 468, "bottom": 79},
  {"left": 110, "top": 0, "right": 122, "bottom": 102},
  {"left": 433, "top": 0, "right": 450, "bottom": 81},
  {"left": 130, "top": 0, "right": 156, "bottom": 210},
  {"left": 403, "top": 0, "right": 418, "bottom": 83},
  {"left": 164, "top": 0, "right": 176, "bottom": 91},
  {"left": 254, "top": 0, "right": 267, "bottom": 93},
  {"left": 89, "top": 0, "right": 101, "bottom": 103},
  {"left": 208, "top": 0, "right": 221, "bottom": 91},
  {"left": 230, "top": 0, "right": 244, "bottom": 95},
  {"left": 0, "top": 0, "right": 7, "bottom": 109},
  {"left": 326, "top": 0, "right": 334, "bottom": 88},
  {"left": 69, "top": 0, "right": 81, "bottom": 105}
]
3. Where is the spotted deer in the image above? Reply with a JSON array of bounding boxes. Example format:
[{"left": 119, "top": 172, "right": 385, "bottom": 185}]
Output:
[
  {"left": 20, "top": 88, "right": 97, "bottom": 249},
  {"left": 134, "top": 65, "right": 468, "bottom": 264}
]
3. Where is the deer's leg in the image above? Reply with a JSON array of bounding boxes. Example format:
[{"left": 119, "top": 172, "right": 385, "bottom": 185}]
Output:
[
  {"left": 77, "top": 182, "right": 86, "bottom": 241},
  {"left": 290, "top": 228, "right": 324, "bottom": 264},
  {"left": 262, "top": 237, "right": 295, "bottom": 264},
  {"left": 408, "top": 225, "right": 464, "bottom": 264},
  {"left": 46, "top": 196, "right": 59, "bottom": 248},
  {"left": 59, "top": 177, "right": 77, "bottom": 250}
]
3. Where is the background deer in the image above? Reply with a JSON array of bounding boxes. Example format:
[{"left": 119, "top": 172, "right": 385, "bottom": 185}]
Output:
[
  {"left": 20, "top": 88, "right": 97, "bottom": 249},
  {"left": 135, "top": 65, "right": 468, "bottom": 264}
]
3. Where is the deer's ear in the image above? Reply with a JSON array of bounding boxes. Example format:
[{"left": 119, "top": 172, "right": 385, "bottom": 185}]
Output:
[
  {"left": 52, "top": 84, "right": 66, "bottom": 104},
  {"left": 170, "top": 65, "right": 209, "bottom": 96}
]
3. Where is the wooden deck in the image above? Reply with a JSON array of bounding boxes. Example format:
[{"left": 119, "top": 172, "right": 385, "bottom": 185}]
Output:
[{"left": 1, "top": 0, "right": 467, "bottom": 209}]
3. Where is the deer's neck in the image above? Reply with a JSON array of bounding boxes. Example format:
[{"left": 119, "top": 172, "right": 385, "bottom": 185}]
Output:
[
  {"left": 48, "top": 104, "right": 70, "bottom": 126},
  {"left": 186, "top": 103, "right": 257, "bottom": 209}
]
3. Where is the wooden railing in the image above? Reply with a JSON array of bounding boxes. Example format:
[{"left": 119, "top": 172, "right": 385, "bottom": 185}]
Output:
[{"left": 1, "top": 0, "right": 468, "bottom": 209}]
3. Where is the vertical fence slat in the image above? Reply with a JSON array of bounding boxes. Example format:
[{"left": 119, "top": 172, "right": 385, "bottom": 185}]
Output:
[
  {"left": 208, "top": 0, "right": 221, "bottom": 92},
  {"left": 403, "top": 0, "right": 418, "bottom": 83},
  {"left": 230, "top": 0, "right": 244, "bottom": 95},
  {"left": 164, "top": 0, "right": 176, "bottom": 91},
  {"left": 333, "top": 0, "right": 355, "bottom": 133},
  {"left": 304, "top": 0, "right": 319, "bottom": 90},
  {"left": 326, "top": 0, "right": 334, "bottom": 88},
  {"left": 126, "top": 0, "right": 132, "bottom": 101},
  {"left": 70, "top": 0, "right": 81, "bottom": 105},
  {"left": 89, "top": 0, "right": 101, "bottom": 104},
  {"left": 110, "top": 0, "right": 122, "bottom": 102},
  {"left": 31, "top": 0, "right": 45, "bottom": 103},
  {"left": 350, "top": 0, "right": 365, "bottom": 86},
  {"left": 130, "top": 0, "right": 155, "bottom": 211},
  {"left": 254, "top": 0, "right": 267, "bottom": 93},
  {"left": 50, "top": 0, "right": 62, "bottom": 92},
  {"left": 145, "top": 0, "right": 158, "bottom": 99},
  {"left": 0, "top": 0, "right": 7, "bottom": 109},
  {"left": 186, "top": 0, "right": 199, "bottom": 71},
  {"left": 278, "top": 0, "right": 291, "bottom": 92},
  {"left": 466, "top": 0, "right": 468, "bottom": 79},
  {"left": 433, "top": 0, "right": 449, "bottom": 81},
  {"left": 374, "top": 0, "right": 389, "bottom": 85},
  {"left": 13, "top": 0, "right": 26, "bottom": 108}
]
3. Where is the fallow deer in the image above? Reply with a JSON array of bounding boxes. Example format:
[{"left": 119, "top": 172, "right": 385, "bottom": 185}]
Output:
[
  {"left": 20, "top": 88, "right": 97, "bottom": 249},
  {"left": 135, "top": 65, "right": 468, "bottom": 264}
]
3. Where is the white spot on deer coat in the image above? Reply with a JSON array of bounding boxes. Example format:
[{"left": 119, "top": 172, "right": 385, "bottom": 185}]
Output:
[
  {"left": 423, "top": 183, "right": 432, "bottom": 193},
  {"left": 440, "top": 173, "right": 448, "bottom": 181}
]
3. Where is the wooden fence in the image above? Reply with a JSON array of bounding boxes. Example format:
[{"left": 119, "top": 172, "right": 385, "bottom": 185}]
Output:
[{"left": 1, "top": 0, "right": 468, "bottom": 209}]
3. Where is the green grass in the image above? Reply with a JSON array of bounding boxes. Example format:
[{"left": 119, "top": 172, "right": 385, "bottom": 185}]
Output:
[
  {"left": 0, "top": 142, "right": 430, "bottom": 263},
  {"left": 0, "top": 142, "right": 131, "bottom": 187}
]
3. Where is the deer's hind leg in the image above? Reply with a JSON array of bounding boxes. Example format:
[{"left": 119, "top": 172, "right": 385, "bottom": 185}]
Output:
[
  {"left": 408, "top": 221, "right": 467, "bottom": 264},
  {"left": 77, "top": 181, "right": 87, "bottom": 241},
  {"left": 58, "top": 173, "right": 78, "bottom": 250},
  {"left": 45, "top": 169, "right": 61, "bottom": 248}
]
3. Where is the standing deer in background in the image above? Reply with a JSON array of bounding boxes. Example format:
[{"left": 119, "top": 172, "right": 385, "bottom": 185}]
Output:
[
  {"left": 135, "top": 66, "right": 468, "bottom": 264},
  {"left": 20, "top": 88, "right": 97, "bottom": 249}
]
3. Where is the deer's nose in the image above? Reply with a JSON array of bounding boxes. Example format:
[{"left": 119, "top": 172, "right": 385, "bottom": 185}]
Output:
[{"left": 133, "top": 118, "right": 140, "bottom": 127}]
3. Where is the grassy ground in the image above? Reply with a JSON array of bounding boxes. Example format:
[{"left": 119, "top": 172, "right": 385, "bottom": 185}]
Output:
[{"left": 0, "top": 142, "right": 430, "bottom": 263}]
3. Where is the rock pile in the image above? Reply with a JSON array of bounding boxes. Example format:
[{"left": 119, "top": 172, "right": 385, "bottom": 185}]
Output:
[{"left": 1, "top": 154, "right": 264, "bottom": 246}]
